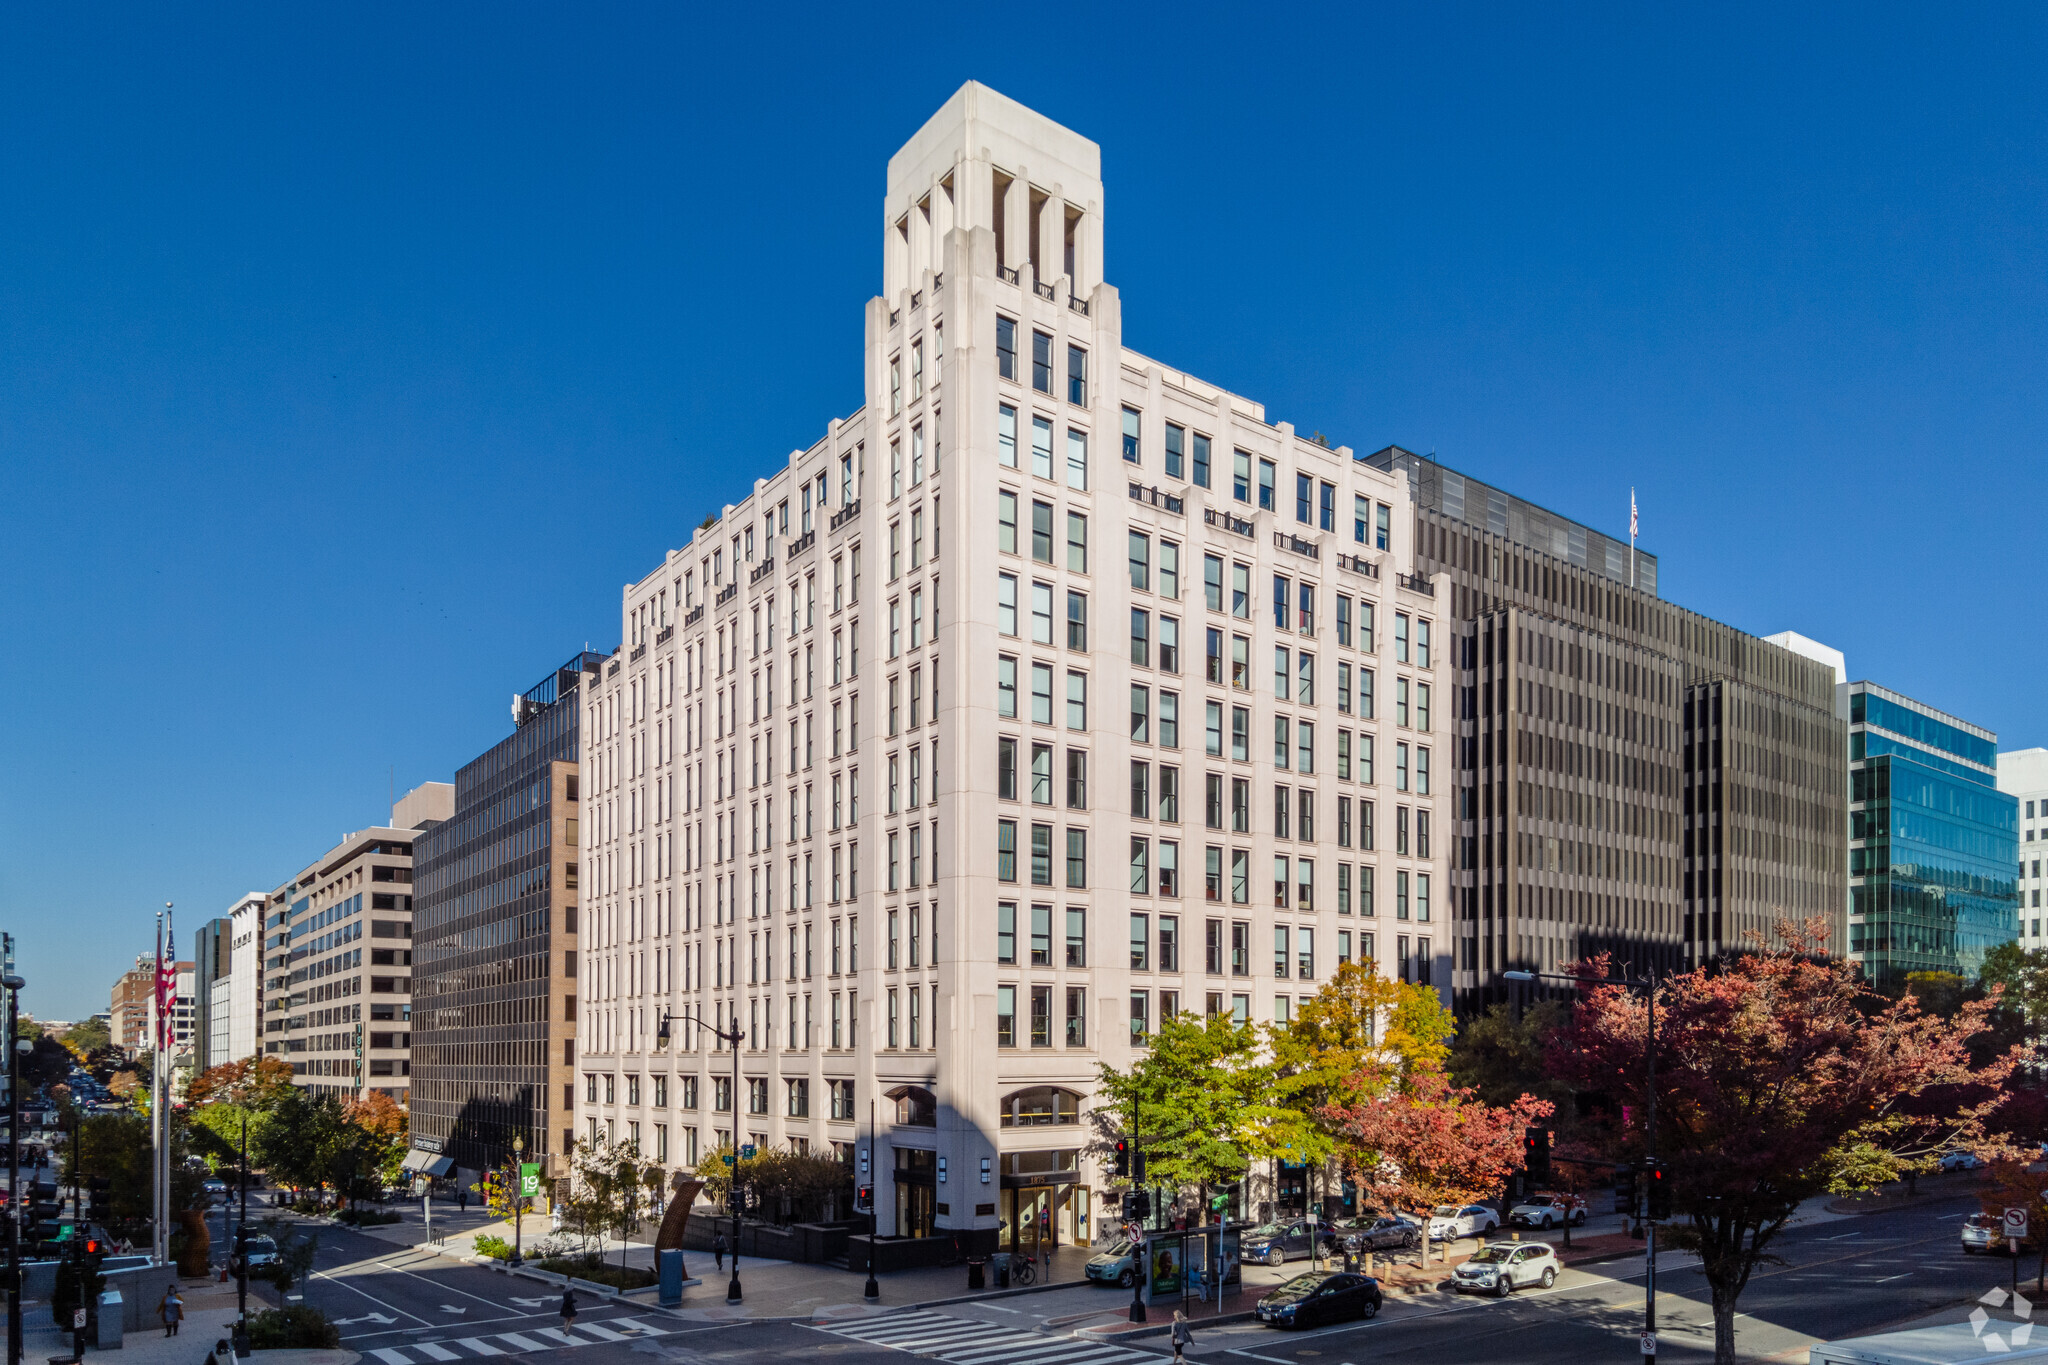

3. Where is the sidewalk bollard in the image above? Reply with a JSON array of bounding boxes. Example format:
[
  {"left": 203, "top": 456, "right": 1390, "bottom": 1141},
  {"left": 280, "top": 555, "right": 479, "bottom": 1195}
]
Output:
[{"left": 967, "top": 1258, "right": 985, "bottom": 1291}]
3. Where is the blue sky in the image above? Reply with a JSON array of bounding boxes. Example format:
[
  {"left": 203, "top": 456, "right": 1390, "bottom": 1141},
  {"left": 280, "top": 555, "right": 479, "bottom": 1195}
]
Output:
[{"left": 4, "top": 4, "right": 2045, "bottom": 1018}]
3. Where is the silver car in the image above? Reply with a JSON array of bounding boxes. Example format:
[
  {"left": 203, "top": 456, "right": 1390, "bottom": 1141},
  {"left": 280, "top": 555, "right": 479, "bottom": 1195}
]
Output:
[{"left": 1453, "top": 1242, "right": 1559, "bottom": 1297}]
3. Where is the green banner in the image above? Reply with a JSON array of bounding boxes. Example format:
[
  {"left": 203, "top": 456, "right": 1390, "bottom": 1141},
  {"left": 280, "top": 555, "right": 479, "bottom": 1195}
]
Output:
[{"left": 519, "top": 1164, "right": 541, "bottom": 1198}]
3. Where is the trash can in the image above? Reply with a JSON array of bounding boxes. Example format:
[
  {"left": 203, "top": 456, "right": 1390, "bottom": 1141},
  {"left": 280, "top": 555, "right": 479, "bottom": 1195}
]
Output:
[
  {"left": 966, "top": 1257, "right": 985, "bottom": 1291},
  {"left": 992, "top": 1252, "right": 1011, "bottom": 1289},
  {"left": 96, "top": 1289, "right": 123, "bottom": 1348}
]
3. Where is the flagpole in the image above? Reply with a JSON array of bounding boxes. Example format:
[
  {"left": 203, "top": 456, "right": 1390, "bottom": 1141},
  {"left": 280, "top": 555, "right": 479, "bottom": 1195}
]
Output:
[
  {"left": 151, "top": 909, "right": 163, "bottom": 1264},
  {"left": 1629, "top": 488, "right": 1638, "bottom": 589}
]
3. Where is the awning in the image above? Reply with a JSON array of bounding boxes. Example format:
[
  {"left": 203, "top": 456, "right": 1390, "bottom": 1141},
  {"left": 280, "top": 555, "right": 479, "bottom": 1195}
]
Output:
[{"left": 400, "top": 1149, "right": 453, "bottom": 1178}]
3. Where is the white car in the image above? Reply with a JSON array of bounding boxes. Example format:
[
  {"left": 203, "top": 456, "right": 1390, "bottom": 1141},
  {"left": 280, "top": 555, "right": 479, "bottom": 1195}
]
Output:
[
  {"left": 1427, "top": 1204, "right": 1500, "bottom": 1242},
  {"left": 1509, "top": 1193, "right": 1587, "bottom": 1228},
  {"left": 1453, "top": 1241, "right": 1559, "bottom": 1296},
  {"left": 1939, "top": 1152, "right": 1985, "bottom": 1172}
]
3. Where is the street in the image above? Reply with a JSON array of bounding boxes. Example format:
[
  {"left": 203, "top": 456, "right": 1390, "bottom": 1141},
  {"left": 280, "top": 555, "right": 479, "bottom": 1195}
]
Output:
[{"left": 167, "top": 1191, "right": 2015, "bottom": 1365}]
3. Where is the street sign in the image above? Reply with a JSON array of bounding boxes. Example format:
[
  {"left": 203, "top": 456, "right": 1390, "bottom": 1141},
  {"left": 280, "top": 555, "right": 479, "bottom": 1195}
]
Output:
[
  {"left": 2008, "top": 1207, "right": 2031, "bottom": 1240},
  {"left": 740, "top": 1144, "right": 756, "bottom": 1159},
  {"left": 1641, "top": 1332, "right": 1657, "bottom": 1357},
  {"left": 72, "top": 1309, "right": 85, "bottom": 1330}
]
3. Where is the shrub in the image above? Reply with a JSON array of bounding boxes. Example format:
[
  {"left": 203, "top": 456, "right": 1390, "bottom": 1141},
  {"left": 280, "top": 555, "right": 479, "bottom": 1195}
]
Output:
[
  {"left": 335, "top": 1208, "right": 401, "bottom": 1226},
  {"left": 534, "top": 1252, "right": 656, "bottom": 1289},
  {"left": 473, "top": 1234, "right": 513, "bottom": 1260},
  {"left": 246, "top": 1305, "right": 341, "bottom": 1349}
]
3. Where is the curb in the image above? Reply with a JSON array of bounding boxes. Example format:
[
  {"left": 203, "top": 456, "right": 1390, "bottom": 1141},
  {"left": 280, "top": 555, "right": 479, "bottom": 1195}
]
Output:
[{"left": 412, "top": 1241, "right": 702, "bottom": 1310}]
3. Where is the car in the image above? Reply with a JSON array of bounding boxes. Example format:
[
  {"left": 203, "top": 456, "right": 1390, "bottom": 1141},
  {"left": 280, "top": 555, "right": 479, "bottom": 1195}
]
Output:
[
  {"left": 1940, "top": 1152, "right": 1985, "bottom": 1172},
  {"left": 1242, "top": 1219, "right": 1339, "bottom": 1267},
  {"left": 1255, "top": 1270, "right": 1383, "bottom": 1328},
  {"left": 201, "top": 1180, "right": 228, "bottom": 1204},
  {"left": 1452, "top": 1242, "right": 1560, "bottom": 1296},
  {"left": 1509, "top": 1193, "right": 1588, "bottom": 1229},
  {"left": 1427, "top": 1204, "right": 1500, "bottom": 1242},
  {"left": 1336, "top": 1214, "right": 1422, "bottom": 1252},
  {"left": 1084, "top": 1238, "right": 1139, "bottom": 1288},
  {"left": 1961, "top": 1212, "right": 2034, "bottom": 1254},
  {"left": 229, "top": 1234, "right": 280, "bottom": 1276}
]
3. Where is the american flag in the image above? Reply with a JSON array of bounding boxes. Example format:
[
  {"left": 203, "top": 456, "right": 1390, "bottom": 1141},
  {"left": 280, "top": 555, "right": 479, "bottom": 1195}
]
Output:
[
  {"left": 1630, "top": 488, "right": 1639, "bottom": 540},
  {"left": 154, "top": 911, "right": 177, "bottom": 1052}
]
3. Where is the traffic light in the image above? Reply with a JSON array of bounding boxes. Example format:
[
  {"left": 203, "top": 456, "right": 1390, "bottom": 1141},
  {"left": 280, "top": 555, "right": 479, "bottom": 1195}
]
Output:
[
  {"left": 1113, "top": 1139, "right": 1130, "bottom": 1178},
  {"left": 1615, "top": 1163, "right": 1639, "bottom": 1214},
  {"left": 1123, "top": 1190, "right": 1151, "bottom": 1220},
  {"left": 1644, "top": 1160, "right": 1671, "bottom": 1221},
  {"left": 854, "top": 1184, "right": 873, "bottom": 1212},
  {"left": 1524, "top": 1126, "right": 1552, "bottom": 1185},
  {"left": 1132, "top": 1148, "right": 1147, "bottom": 1182},
  {"left": 86, "top": 1178, "right": 110, "bottom": 1224}
]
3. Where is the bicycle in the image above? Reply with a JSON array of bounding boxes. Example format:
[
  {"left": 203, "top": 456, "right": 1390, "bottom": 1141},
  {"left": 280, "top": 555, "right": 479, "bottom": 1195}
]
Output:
[
  {"left": 938, "top": 1233, "right": 964, "bottom": 1268},
  {"left": 1010, "top": 1253, "right": 1038, "bottom": 1286}
]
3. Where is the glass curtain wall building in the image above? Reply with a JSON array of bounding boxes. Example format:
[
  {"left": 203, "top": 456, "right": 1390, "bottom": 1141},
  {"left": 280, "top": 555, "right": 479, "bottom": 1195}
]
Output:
[
  {"left": 411, "top": 651, "right": 601, "bottom": 1182},
  {"left": 1848, "top": 682, "right": 2016, "bottom": 988}
]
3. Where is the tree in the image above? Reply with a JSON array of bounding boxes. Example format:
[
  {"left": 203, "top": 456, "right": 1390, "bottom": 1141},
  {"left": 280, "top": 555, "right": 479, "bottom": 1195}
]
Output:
[
  {"left": 1550, "top": 921, "right": 2025, "bottom": 1365},
  {"left": 567, "top": 1135, "right": 659, "bottom": 1270},
  {"left": 1981, "top": 943, "right": 2048, "bottom": 1041},
  {"left": 1448, "top": 999, "right": 1573, "bottom": 1110},
  {"left": 344, "top": 1092, "right": 410, "bottom": 1187},
  {"left": 1321, "top": 1067, "right": 1553, "bottom": 1263},
  {"left": 20, "top": 1034, "right": 74, "bottom": 1090},
  {"left": 60, "top": 1018, "right": 110, "bottom": 1057},
  {"left": 1091, "top": 1011, "right": 1276, "bottom": 1207},
  {"left": 59, "top": 1111, "right": 206, "bottom": 1245}
]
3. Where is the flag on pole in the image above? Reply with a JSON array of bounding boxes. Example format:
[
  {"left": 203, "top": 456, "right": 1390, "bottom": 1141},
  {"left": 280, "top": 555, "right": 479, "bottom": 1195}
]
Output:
[
  {"left": 1630, "top": 488, "right": 1639, "bottom": 541},
  {"left": 154, "top": 910, "right": 177, "bottom": 1052}
]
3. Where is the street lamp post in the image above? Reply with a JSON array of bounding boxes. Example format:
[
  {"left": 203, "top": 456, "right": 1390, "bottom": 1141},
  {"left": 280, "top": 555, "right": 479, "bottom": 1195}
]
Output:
[
  {"left": 1506, "top": 966, "right": 1660, "bottom": 1365},
  {"left": 510, "top": 1134, "right": 525, "bottom": 1265},
  {"left": 6, "top": 970, "right": 26, "bottom": 1365},
  {"left": 657, "top": 1011, "right": 744, "bottom": 1304}
]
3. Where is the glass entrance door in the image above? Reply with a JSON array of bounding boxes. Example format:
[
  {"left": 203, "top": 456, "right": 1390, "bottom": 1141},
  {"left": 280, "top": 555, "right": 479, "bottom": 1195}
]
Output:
[
  {"left": 1064, "top": 1185, "right": 1092, "bottom": 1247},
  {"left": 1009, "top": 1187, "right": 1054, "bottom": 1253},
  {"left": 897, "top": 1181, "right": 936, "bottom": 1238}
]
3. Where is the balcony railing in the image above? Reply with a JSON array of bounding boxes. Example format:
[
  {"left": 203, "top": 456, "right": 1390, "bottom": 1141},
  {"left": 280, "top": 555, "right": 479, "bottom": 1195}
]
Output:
[
  {"left": 1274, "top": 531, "right": 1320, "bottom": 560},
  {"left": 888, "top": 309, "right": 900, "bottom": 327},
  {"left": 1204, "top": 507, "right": 1256, "bottom": 539},
  {"left": 1069, "top": 295, "right": 1090, "bottom": 316},
  {"left": 997, "top": 265, "right": 1019, "bottom": 285},
  {"left": 1335, "top": 552, "right": 1381, "bottom": 580},
  {"left": 1396, "top": 572, "right": 1436, "bottom": 596},
  {"left": 933, "top": 272, "right": 945, "bottom": 293},
  {"left": 910, "top": 289, "right": 923, "bottom": 310},
  {"left": 629, "top": 643, "right": 646, "bottom": 662},
  {"left": 788, "top": 528, "right": 816, "bottom": 559},
  {"left": 684, "top": 605, "right": 704, "bottom": 628},
  {"left": 1128, "top": 482, "right": 1184, "bottom": 515},
  {"left": 749, "top": 557, "right": 776, "bottom": 585},
  {"left": 1033, "top": 280, "right": 1056, "bottom": 301},
  {"left": 607, "top": 658, "right": 621, "bottom": 678},
  {"left": 716, "top": 582, "right": 738, "bottom": 607},
  {"left": 830, "top": 499, "right": 862, "bottom": 532},
  {"left": 655, "top": 624, "right": 673, "bottom": 645}
]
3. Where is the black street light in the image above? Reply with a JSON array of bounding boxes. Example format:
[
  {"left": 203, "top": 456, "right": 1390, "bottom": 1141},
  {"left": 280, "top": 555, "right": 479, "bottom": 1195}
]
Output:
[
  {"left": 509, "top": 1134, "right": 525, "bottom": 1265},
  {"left": 234, "top": 1114, "right": 250, "bottom": 1359},
  {"left": 657, "top": 1010, "right": 745, "bottom": 1304},
  {"left": 1506, "top": 966, "right": 1661, "bottom": 1365},
  {"left": 6, "top": 970, "right": 25, "bottom": 1365}
]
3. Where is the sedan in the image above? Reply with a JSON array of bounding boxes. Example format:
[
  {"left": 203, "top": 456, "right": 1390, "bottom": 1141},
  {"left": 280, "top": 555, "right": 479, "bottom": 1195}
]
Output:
[
  {"left": 1962, "top": 1212, "right": 2033, "bottom": 1254},
  {"left": 229, "top": 1235, "right": 280, "bottom": 1276},
  {"left": 1337, "top": 1214, "right": 1421, "bottom": 1253},
  {"left": 1452, "top": 1242, "right": 1559, "bottom": 1296},
  {"left": 1242, "top": 1219, "right": 1337, "bottom": 1267},
  {"left": 1255, "top": 1271, "right": 1383, "bottom": 1329},
  {"left": 1427, "top": 1204, "right": 1500, "bottom": 1242},
  {"left": 1940, "top": 1152, "right": 1985, "bottom": 1172}
]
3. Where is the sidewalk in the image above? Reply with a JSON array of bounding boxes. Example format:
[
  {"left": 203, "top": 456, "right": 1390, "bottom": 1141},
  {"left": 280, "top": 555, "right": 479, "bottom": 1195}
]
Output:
[{"left": 3, "top": 1268, "right": 350, "bottom": 1365}]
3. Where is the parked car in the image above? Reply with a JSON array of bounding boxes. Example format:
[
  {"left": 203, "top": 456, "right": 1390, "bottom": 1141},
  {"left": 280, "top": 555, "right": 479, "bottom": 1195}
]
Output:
[
  {"left": 201, "top": 1180, "right": 228, "bottom": 1204},
  {"left": 1084, "top": 1238, "right": 1139, "bottom": 1288},
  {"left": 1509, "top": 1193, "right": 1587, "bottom": 1229},
  {"left": 229, "top": 1234, "right": 280, "bottom": 1276},
  {"left": 1242, "top": 1219, "right": 1338, "bottom": 1267},
  {"left": 1255, "top": 1270, "right": 1383, "bottom": 1328},
  {"left": 1452, "top": 1242, "right": 1560, "bottom": 1296},
  {"left": 1961, "top": 1212, "right": 2034, "bottom": 1254},
  {"left": 1427, "top": 1204, "right": 1500, "bottom": 1242},
  {"left": 1336, "top": 1214, "right": 1422, "bottom": 1252},
  {"left": 1940, "top": 1152, "right": 1986, "bottom": 1172}
]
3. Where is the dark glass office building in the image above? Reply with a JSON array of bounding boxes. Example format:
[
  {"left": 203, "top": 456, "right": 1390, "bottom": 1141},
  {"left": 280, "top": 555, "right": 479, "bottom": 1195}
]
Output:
[
  {"left": 411, "top": 651, "right": 603, "bottom": 1181},
  {"left": 1847, "top": 682, "right": 2017, "bottom": 988}
]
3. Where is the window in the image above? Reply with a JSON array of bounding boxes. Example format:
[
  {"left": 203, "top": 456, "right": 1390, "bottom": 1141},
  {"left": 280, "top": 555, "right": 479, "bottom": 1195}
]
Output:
[
  {"left": 1031, "top": 903, "right": 1053, "bottom": 965},
  {"left": 1159, "top": 541, "right": 1179, "bottom": 598},
  {"left": 1122, "top": 406, "right": 1141, "bottom": 463},
  {"left": 1068, "top": 591, "right": 1089, "bottom": 650},
  {"left": 1159, "top": 617, "right": 1179, "bottom": 674},
  {"left": 1067, "top": 748, "right": 1088, "bottom": 808},
  {"left": 1231, "top": 920, "right": 1251, "bottom": 974},
  {"left": 1066, "top": 987, "right": 1087, "bottom": 1047},
  {"left": 1395, "top": 613, "right": 1410, "bottom": 663},
  {"left": 1231, "top": 849, "right": 1250, "bottom": 905},
  {"left": 1031, "top": 985, "right": 1053, "bottom": 1047},
  {"left": 1130, "top": 911, "right": 1150, "bottom": 968},
  {"left": 1131, "top": 685, "right": 1150, "bottom": 743},
  {"left": 1232, "top": 563, "right": 1251, "bottom": 619},
  {"left": 1295, "top": 473, "right": 1313, "bottom": 524},
  {"left": 1231, "top": 706, "right": 1250, "bottom": 762},
  {"left": 1298, "top": 722, "right": 1315, "bottom": 774},
  {"left": 1129, "top": 531, "right": 1150, "bottom": 590},
  {"left": 1232, "top": 449, "right": 1251, "bottom": 503},
  {"left": 1258, "top": 459, "right": 1276, "bottom": 512},
  {"left": 1159, "top": 765, "right": 1180, "bottom": 822},
  {"left": 997, "top": 819, "right": 1017, "bottom": 882},
  {"left": 1031, "top": 581, "right": 1053, "bottom": 643},
  {"left": 1233, "top": 635, "right": 1250, "bottom": 689},
  {"left": 1320, "top": 481, "right": 1336, "bottom": 532},
  {"left": 1275, "top": 715, "right": 1290, "bottom": 769},
  {"left": 1274, "top": 645, "right": 1290, "bottom": 700},
  {"left": 999, "top": 491, "right": 1017, "bottom": 553},
  {"left": 1205, "top": 701, "right": 1223, "bottom": 756},
  {"left": 1031, "top": 662, "right": 1053, "bottom": 724},
  {"left": 997, "top": 902, "right": 1017, "bottom": 963},
  {"left": 998, "top": 574, "right": 1018, "bottom": 636},
  {"left": 1165, "top": 422, "right": 1184, "bottom": 479},
  {"left": 1417, "top": 619, "right": 1433, "bottom": 668},
  {"left": 1067, "top": 828, "right": 1088, "bottom": 887},
  {"left": 997, "top": 984, "right": 1017, "bottom": 1047},
  {"left": 985, "top": 315, "right": 1019, "bottom": 387},
  {"left": 997, "top": 656, "right": 1018, "bottom": 718},
  {"left": 1066, "top": 428, "right": 1088, "bottom": 490},
  {"left": 1032, "top": 330, "right": 1053, "bottom": 393},
  {"left": 1030, "top": 499, "right": 1054, "bottom": 562},
  {"left": 1129, "top": 990, "right": 1150, "bottom": 1043},
  {"left": 1376, "top": 503, "right": 1391, "bottom": 550},
  {"left": 1204, "top": 554, "right": 1223, "bottom": 611},
  {"left": 1032, "top": 416, "right": 1054, "bottom": 479},
  {"left": 1273, "top": 573, "right": 1289, "bottom": 630},
  {"left": 1159, "top": 690, "right": 1179, "bottom": 748},
  {"left": 1066, "top": 671, "right": 1088, "bottom": 729},
  {"left": 1066, "top": 907, "right": 1088, "bottom": 967},
  {"left": 1275, "top": 924, "right": 1291, "bottom": 977},
  {"left": 1067, "top": 344, "right": 1087, "bottom": 405},
  {"left": 1031, "top": 742, "right": 1053, "bottom": 804},
  {"left": 1131, "top": 838, "right": 1150, "bottom": 895},
  {"left": 1298, "top": 652, "right": 1315, "bottom": 704},
  {"left": 1132, "top": 760, "right": 1151, "bottom": 818},
  {"left": 1192, "top": 432, "right": 1211, "bottom": 488},
  {"left": 998, "top": 403, "right": 1018, "bottom": 467},
  {"left": 1066, "top": 510, "right": 1088, "bottom": 571},
  {"left": 1159, "top": 914, "right": 1179, "bottom": 970},
  {"left": 1031, "top": 823, "right": 1054, "bottom": 885}
]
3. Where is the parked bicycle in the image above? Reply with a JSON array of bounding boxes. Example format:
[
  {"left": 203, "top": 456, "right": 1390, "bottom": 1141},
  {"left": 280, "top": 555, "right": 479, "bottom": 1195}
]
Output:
[{"left": 1010, "top": 1252, "right": 1038, "bottom": 1286}]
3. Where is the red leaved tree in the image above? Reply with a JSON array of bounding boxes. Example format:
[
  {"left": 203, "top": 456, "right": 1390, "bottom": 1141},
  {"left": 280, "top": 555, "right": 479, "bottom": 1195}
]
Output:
[
  {"left": 1551, "top": 920, "right": 2027, "bottom": 1365},
  {"left": 1321, "top": 1067, "right": 1553, "bottom": 1263}
]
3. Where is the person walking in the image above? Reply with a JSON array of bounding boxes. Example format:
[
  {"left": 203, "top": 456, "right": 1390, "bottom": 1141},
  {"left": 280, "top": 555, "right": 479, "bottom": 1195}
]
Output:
[
  {"left": 713, "top": 1230, "right": 729, "bottom": 1272},
  {"left": 559, "top": 1289, "right": 578, "bottom": 1332},
  {"left": 159, "top": 1286, "right": 184, "bottom": 1337},
  {"left": 458, "top": 1185, "right": 468, "bottom": 1212},
  {"left": 1171, "top": 1309, "right": 1195, "bottom": 1364}
]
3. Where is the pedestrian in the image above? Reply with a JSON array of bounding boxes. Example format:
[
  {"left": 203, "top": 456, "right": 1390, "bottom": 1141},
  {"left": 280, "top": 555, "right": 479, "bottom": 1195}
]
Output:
[
  {"left": 559, "top": 1288, "right": 577, "bottom": 1331},
  {"left": 458, "top": 1186, "right": 468, "bottom": 1212},
  {"left": 159, "top": 1285, "right": 184, "bottom": 1337},
  {"left": 1171, "top": 1309, "right": 1195, "bottom": 1364},
  {"left": 713, "top": 1230, "right": 729, "bottom": 1272}
]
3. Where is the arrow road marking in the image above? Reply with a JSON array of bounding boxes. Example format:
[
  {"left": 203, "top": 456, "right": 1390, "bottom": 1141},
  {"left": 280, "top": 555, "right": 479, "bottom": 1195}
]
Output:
[
  {"left": 332, "top": 1313, "right": 397, "bottom": 1326},
  {"left": 439, "top": 1305, "right": 467, "bottom": 1314},
  {"left": 510, "top": 1296, "right": 556, "bottom": 1308}
]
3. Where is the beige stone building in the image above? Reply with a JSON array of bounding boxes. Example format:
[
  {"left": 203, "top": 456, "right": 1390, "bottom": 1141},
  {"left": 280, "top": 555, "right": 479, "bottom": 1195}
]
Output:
[{"left": 574, "top": 84, "right": 1449, "bottom": 1253}]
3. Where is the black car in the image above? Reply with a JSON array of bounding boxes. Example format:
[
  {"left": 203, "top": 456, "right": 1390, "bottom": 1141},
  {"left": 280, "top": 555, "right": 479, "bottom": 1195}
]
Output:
[
  {"left": 1242, "top": 1219, "right": 1339, "bottom": 1266},
  {"left": 1255, "top": 1271, "right": 1383, "bottom": 1329},
  {"left": 1337, "top": 1214, "right": 1421, "bottom": 1252}
]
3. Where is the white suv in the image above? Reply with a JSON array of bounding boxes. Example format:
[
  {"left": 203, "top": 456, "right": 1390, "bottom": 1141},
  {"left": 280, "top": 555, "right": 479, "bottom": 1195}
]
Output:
[
  {"left": 1453, "top": 1242, "right": 1560, "bottom": 1297},
  {"left": 1427, "top": 1203, "right": 1500, "bottom": 1242}
]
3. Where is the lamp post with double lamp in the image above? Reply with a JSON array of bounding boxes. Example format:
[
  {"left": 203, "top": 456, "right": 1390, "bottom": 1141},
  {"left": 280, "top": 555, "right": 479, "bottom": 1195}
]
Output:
[
  {"left": 510, "top": 1134, "right": 525, "bottom": 1264},
  {"left": 656, "top": 1010, "right": 744, "bottom": 1304},
  {"left": 1505, "top": 966, "right": 1660, "bottom": 1365}
]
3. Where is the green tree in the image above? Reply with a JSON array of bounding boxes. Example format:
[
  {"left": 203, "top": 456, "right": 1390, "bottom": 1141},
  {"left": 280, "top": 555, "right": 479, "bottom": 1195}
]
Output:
[
  {"left": 1980, "top": 942, "right": 2048, "bottom": 1036},
  {"left": 62, "top": 1018, "right": 111, "bottom": 1057},
  {"left": 1092, "top": 1010, "right": 1276, "bottom": 1208},
  {"left": 59, "top": 1111, "right": 206, "bottom": 1246},
  {"left": 567, "top": 1134, "right": 659, "bottom": 1270},
  {"left": 1447, "top": 999, "right": 1572, "bottom": 1109}
]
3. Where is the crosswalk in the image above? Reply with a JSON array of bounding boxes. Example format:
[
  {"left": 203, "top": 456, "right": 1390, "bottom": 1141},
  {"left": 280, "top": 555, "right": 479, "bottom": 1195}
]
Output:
[
  {"left": 362, "top": 1315, "right": 672, "bottom": 1362},
  {"left": 810, "top": 1309, "right": 1163, "bottom": 1364}
]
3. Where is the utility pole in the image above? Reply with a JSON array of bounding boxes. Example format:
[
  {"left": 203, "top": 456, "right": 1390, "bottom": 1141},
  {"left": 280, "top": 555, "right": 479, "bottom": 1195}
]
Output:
[{"left": 654, "top": 1010, "right": 745, "bottom": 1302}]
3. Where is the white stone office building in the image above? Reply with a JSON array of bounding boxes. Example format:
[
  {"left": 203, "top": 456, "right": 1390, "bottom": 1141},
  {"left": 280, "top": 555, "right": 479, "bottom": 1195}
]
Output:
[
  {"left": 576, "top": 84, "right": 1450, "bottom": 1253},
  {"left": 2000, "top": 749, "right": 2048, "bottom": 947}
]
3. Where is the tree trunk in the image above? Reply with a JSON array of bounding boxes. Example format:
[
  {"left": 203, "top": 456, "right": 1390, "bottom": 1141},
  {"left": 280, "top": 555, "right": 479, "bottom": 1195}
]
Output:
[{"left": 1712, "top": 1287, "right": 1739, "bottom": 1365}]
